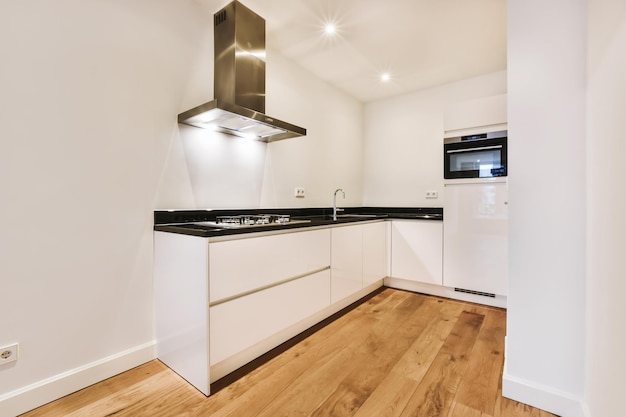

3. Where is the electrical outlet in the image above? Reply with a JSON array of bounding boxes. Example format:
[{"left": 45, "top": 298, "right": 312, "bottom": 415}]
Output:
[
  {"left": 294, "top": 187, "right": 305, "bottom": 198},
  {"left": 425, "top": 190, "right": 438, "bottom": 199},
  {"left": 0, "top": 343, "right": 18, "bottom": 365}
]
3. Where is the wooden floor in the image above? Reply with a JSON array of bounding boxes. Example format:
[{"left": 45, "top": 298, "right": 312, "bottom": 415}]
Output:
[{"left": 22, "top": 289, "right": 557, "bottom": 417}]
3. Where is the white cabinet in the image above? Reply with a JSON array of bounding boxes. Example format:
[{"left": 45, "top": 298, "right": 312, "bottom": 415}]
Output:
[
  {"left": 331, "top": 224, "right": 363, "bottom": 303},
  {"left": 362, "top": 222, "right": 388, "bottom": 286},
  {"left": 331, "top": 222, "right": 387, "bottom": 303},
  {"left": 155, "top": 228, "right": 332, "bottom": 394},
  {"left": 154, "top": 232, "right": 211, "bottom": 395},
  {"left": 443, "top": 181, "right": 508, "bottom": 296},
  {"left": 390, "top": 220, "right": 443, "bottom": 285},
  {"left": 209, "top": 229, "right": 331, "bottom": 371},
  {"left": 444, "top": 94, "right": 507, "bottom": 137}
]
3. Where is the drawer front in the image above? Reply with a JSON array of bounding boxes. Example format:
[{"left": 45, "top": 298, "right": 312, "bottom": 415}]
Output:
[
  {"left": 209, "top": 269, "right": 331, "bottom": 365},
  {"left": 209, "top": 229, "right": 331, "bottom": 303}
]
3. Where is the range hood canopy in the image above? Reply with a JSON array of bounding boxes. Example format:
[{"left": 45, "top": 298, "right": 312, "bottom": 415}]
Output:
[{"left": 178, "top": 1, "right": 306, "bottom": 142}]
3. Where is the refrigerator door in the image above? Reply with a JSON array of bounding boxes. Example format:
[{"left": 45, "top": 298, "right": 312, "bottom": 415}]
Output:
[{"left": 443, "top": 181, "right": 508, "bottom": 295}]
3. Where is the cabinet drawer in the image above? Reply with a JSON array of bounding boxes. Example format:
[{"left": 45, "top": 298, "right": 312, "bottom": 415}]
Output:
[
  {"left": 209, "top": 229, "right": 331, "bottom": 303},
  {"left": 209, "top": 269, "right": 331, "bottom": 366}
]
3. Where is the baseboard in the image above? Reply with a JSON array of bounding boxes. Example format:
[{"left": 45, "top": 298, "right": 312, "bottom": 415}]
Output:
[
  {"left": 502, "top": 359, "right": 586, "bottom": 417},
  {"left": 384, "top": 277, "right": 507, "bottom": 308},
  {"left": 0, "top": 341, "right": 156, "bottom": 417}
]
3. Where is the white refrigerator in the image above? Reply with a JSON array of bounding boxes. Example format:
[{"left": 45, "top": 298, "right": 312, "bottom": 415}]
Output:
[{"left": 443, "top": 179, "right": 508, "bottom": 296}]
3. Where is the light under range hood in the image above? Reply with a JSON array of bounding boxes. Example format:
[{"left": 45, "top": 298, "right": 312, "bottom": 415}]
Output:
[{"left": 178, "top": 1, "right": 306, "bottom": 142}]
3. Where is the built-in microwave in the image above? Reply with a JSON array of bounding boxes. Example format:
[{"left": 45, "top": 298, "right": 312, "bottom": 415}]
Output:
[{"left": 444, "top": 130, "right": 507, "bottom": 179}]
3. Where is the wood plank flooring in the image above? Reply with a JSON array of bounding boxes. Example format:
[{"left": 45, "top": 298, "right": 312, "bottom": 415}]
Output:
[{"left": 21, "top": 289, "right": 557, "bottom": 417}]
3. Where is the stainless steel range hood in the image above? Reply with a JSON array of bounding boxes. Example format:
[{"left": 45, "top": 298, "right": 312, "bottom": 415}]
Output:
[{"left": 178, "top": 1, "right": 306, "bottom": 142}]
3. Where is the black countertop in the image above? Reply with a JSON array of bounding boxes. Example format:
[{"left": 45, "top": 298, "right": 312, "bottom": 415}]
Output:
[{"left": 154, "top": 207, "right": 443, "bottom": 238}]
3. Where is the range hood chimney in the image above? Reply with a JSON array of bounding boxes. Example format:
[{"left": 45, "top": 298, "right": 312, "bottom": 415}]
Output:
[{"left": 177, "top": 1, "right": 307, "bottom": 142}]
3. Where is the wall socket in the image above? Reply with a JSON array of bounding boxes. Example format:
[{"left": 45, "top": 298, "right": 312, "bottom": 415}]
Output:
[
  {"left": 425, "top": 190, "right": 438, "bottom": 199},
  {"left": 0, "top": 343, "right": 18, "bottom": 365},
  {"left": 294, "top": 187, "right": 305, "bottom": 198}
]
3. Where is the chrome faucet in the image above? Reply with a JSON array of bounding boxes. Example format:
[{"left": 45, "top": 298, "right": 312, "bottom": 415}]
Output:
[{"left": 333, "top": 188, "right": 345, "bottom": 221}]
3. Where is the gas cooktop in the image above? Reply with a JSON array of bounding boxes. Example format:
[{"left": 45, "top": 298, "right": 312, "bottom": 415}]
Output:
[{"left": 193, "top": 214, "right": 311, "bottom": 228}]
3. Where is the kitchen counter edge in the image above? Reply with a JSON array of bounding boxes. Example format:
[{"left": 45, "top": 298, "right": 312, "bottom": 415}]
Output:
[{"left": 154, "top": 207, "right": 442, "bottom": 239}]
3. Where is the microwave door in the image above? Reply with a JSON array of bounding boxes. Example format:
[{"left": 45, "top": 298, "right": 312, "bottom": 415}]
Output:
[{"left": 446, "top": 145, "right": 505, "bottom": 179}]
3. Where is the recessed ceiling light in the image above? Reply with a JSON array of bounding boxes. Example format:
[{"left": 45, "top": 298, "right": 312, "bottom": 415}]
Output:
[
  {"left": 324, "top": 23, "right": 336, "bottom": 35},
  {"left": 380, "top": 73, "right": 391, "bottom": 82}
]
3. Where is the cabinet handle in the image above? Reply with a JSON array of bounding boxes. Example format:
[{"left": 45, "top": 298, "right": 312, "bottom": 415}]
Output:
[
  {"left": 210, "top": 266, "right": 331, "bottom": 307},
  {"left": 446, "top": 145, "right": 502, "bottom": 154}
]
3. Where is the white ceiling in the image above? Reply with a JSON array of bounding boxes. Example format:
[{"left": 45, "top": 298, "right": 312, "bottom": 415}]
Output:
[{"left": 199, "top": 0, "right": 507, "bottom": 103}]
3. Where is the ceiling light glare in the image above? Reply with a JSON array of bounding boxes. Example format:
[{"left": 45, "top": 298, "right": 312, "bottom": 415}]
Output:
[
  {"left": 324, "top": 23, "right": 336, "bottom": 35},
  {"left": 380, "top": 73, "right": 391, "bottom": 82}
]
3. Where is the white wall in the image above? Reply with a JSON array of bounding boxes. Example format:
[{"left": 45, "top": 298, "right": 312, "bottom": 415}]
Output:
[
  {"left": 0, "top": 1, "right": 213, "bottom": 414},
  {"left": 157, "top": 125, "right": 269, "bottom": 209},
  {"left": 505, "top": 0, "right": 587, "bottom": 415},
  {"left": 156, "top": 45, "right": 364, "bottom": 210},
  {"left": 585, "top": 1, "right": 626, "bottom": 416},
  {"left": 0, "top": 0, "right": 364, "bottom": 414},
  {"left": 260, "top": 49, "right": 364, "bottom": 208},
  {"left": 362, "top": 71, "right": 507, "bottom": 207}
]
